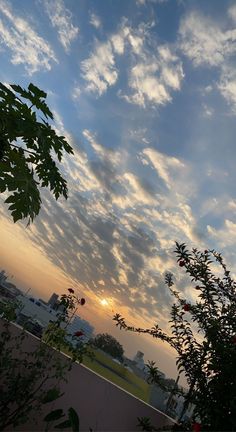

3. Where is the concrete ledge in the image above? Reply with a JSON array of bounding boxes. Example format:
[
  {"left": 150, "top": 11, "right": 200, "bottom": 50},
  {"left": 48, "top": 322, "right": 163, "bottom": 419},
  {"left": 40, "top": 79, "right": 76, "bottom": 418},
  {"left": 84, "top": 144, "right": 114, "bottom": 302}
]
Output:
[{"left": 1, "top": 320, "right": 176, "bottom": 431}]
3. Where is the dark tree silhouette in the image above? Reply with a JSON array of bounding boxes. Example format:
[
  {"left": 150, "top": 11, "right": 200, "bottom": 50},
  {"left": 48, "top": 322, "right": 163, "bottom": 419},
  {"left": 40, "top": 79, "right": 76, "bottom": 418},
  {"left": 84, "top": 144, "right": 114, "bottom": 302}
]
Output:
[
  {"left": 114, "top": 243, "right": 236, "bottom": 431},
  {"left": 92, "top": 333, "right": 124, "bottom": 361}
]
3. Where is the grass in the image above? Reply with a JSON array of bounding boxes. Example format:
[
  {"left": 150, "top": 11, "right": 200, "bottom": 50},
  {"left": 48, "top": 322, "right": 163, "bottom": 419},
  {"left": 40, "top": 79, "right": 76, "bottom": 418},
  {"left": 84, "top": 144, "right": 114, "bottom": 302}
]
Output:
[
  {"left": 40, "top": 333, "right": 150, "bottom": 403},
  {"left": 82, "top": 348, "right": 151, "bottom": 403}
]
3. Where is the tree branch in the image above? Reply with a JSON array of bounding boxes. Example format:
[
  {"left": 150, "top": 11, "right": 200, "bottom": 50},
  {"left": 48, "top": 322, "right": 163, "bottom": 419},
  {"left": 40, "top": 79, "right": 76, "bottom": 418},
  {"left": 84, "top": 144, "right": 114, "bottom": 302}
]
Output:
[{"left": 9, "top": 143, "right": 36, "bottom": 156}]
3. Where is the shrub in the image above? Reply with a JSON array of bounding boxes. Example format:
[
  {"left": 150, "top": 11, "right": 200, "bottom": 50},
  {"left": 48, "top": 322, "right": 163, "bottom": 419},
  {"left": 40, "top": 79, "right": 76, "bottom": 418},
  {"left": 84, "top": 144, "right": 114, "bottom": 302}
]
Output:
[{"left": 114, "top": 243, "right": 236, "bottom": 431}]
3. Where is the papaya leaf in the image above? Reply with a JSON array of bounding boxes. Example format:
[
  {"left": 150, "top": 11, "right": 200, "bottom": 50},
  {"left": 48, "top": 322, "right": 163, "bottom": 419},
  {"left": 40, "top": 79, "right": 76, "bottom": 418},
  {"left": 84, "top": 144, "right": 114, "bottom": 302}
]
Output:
[
  {"left": 44, "top": 409, "right": 64, "bottom": 423},
  {"left": 55, "top": 419, "right": 72, "bottom": 429},
  {"left": 41, "top": 388, "right": 63, "bottom": 404},
  {"left": 68, "top": 407, "right": 80, "bottom": 432},
  {"left": 0, "top": 81, "right": 73, "bottom": 223}
]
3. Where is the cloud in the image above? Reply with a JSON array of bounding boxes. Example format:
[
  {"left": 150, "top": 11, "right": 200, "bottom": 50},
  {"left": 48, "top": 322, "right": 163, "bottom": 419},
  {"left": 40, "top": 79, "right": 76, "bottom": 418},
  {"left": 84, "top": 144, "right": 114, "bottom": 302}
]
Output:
[
  {"left": 202, "top": 103, "right": 214, "bottom": 117},
  {"left": 228, "top": 4, "right": 236, "bottom": 23},
  {"left": 121, "top": 36, "right": 184, "bottom": 107},
  {"left": 80, "top": 19, "right": 147, "bottom": 95},
  {"left": 218, "top": 66, "right": 236, "bottom": 112},
  {"left": 136, "top": 0, "right": 168, "bottom": 5},
  {"left": 179, "top": 9, "right": 236, "bottom": 114},
  {"left": 112, "top": 172, "right": 158, "bottom": 208},
  {"left": 82, "top": 129, "right": 124, "bottom": 198},
  {"left": 0, "top": 103, "right": 211, "bottom": 329},
  {"left": 89, "top": 12, "right": 102, "bottom": 29},
  {"left": 44, "top": 0, "right": 79, "bottom": 53},
  {"left": 0, "top": 0, "right": 57, "bottom": 74},
  {"left": 80, "top": 19, "right": 183, "bottom": 107},
  {"left": 111, "top": 33, "right": 125, "bottom": 54},
  {"left": 142, "top": 147, "right": 185, "bottom": 190},
  {"left": 82, "top": 129, "right": 121, "bottom": 166},
  {"left": 81, "top": 39, "right": 118, "bottom": 95},
  {"left": 72, "top": 85, "right": 81, "bottom": 100},
  {"left": 50, "top": 112, "right": 102, "bottom": 193},
  {"left": 179, "top": 11, "right": 236, "bottom": 67},
  {"left": 127, "top": 55, "right": 183, "bottom": 107},
  {"left": 207, "top": 219, "right": 236, "bottom": 248},
  {"left": 9, "top": 120, "right": 202, "bottom": 322}
]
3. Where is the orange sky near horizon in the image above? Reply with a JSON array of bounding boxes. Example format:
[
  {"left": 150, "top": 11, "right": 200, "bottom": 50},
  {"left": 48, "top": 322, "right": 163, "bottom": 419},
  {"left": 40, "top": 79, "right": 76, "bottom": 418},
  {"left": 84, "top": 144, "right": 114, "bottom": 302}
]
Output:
[
  {"left": 0, "top": 213, "right": 180, "bottom": 382},
  {"left": 0, "top": 215, "right": 71, "bottom": 299}
]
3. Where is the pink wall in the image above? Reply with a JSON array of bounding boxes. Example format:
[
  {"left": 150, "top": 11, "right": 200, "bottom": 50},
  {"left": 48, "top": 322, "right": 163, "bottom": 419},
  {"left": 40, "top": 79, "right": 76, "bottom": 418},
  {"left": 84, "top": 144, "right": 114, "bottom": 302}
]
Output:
[{"left": 1, "top": 321, "right": 176, "bottom": 431}]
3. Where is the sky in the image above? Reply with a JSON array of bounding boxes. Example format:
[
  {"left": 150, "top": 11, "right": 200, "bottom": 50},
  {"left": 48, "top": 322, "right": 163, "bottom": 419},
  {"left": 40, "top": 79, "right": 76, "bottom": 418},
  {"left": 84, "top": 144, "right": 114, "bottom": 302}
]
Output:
[{"left": 1, "top": 0, "right": 236, "bottom": 380}]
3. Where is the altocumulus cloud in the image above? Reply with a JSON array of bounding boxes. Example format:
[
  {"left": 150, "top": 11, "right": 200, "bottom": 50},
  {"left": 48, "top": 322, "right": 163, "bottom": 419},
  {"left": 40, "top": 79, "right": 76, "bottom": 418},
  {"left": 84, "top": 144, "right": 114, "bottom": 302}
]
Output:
[
  {"left": 2, "top": 0, "right": 236, "bottom": 332},
  {"left": 124, "top": 44, "right": 184, "bottom": 108},
  {"left": 0, "top": 0, "right": 57, "bottom": 74},
  {"left": 179, "top": 8, "right": 236, "bottom": 113},
  {"left": 44, "top": 0, "right": 79, "bottom": 53},
  {"left": 15, "top": 112, "right": 206, "bottom": 326},
  {"left": 80, "top": 18, "right": 184, "bottom": 108},
  {"left": 89, "top": 12, "right": 102, "bottom": 30}
]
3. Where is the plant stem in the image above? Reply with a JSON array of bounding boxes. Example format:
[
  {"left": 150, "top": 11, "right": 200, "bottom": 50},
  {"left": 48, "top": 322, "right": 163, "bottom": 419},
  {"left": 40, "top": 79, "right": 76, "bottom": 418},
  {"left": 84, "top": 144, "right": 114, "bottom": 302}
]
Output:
[{"left": 10, "top": 143, "right": 36, "bottom": 156}]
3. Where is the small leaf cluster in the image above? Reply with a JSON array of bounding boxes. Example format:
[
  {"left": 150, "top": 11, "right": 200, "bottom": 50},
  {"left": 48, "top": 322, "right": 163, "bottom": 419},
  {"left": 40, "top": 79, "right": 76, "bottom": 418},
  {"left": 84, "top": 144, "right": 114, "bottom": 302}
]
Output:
[
  {"left": 0, "top": 317, "right": 70, "bottom": 430},
  {"left": 0, "top": 82, "right": 73, "bottom": 223},
  {"left": 44, "top": 406, "right": 80, "bottom": 431},
  {"left": 43, "top": 290, "right": 91, "bottom": 363},
  {"left": 145, "top": 360, "right": 167, "bottom": 391},
  {"left": 0, "top": 290, "right": 88, "bottom": 430},
  {"left": 137, "top": 416, "right": 159, "bottom": 431}
]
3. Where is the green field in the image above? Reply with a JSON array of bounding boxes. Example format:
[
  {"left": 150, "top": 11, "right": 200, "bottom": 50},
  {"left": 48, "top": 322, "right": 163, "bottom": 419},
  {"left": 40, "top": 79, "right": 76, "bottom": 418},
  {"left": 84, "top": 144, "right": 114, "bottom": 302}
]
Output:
[{"left": 82, "top": 348, "right": 151, "bottom": 402}]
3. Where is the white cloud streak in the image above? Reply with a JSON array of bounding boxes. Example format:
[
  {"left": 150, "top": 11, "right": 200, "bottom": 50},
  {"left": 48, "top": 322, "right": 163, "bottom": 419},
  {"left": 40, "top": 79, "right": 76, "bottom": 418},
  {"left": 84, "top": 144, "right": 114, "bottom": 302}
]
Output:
[
  {"left": 142, "top": 147, "right": 185, "bottom": 190},
  {"left": 126, "top": 47, "right": 184, "bottom": 107},
  {"left": 218, "top": 66, "right": 236, "bottom": 112},
  {"left": 81, "top": 40, "right": 118, "bottom": 95},
  {"left": 44, "top": 0, "right": 79, "bottom": 53},
  {"left": 81, "top": 19, "right": 183, "bottom": 107},
  {"left": 89, "top": 12, "right": 102, "bottom": 29},
  {"left": 179, "top": 9, "right": 236, "bottom": 113},
  {"left": 0, "top": 0, "right": 57, "bottom": 74},
  {"left": 179, "top": 11, "right": 236, "bottom": 67}
]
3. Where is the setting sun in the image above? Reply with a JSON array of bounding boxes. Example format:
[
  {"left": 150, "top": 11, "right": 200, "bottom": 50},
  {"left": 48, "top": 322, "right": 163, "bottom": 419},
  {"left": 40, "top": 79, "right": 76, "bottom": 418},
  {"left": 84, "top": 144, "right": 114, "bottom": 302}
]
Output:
[{"left": 100, "top": 298, "right": 109, "bottom": 307}]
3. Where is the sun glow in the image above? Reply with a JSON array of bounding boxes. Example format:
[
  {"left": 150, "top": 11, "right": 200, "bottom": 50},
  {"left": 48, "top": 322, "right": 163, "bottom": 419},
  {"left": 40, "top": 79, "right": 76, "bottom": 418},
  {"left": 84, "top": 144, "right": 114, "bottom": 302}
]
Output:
[{"left": 100, "top": 298, "right": 109, "bottom": 307}]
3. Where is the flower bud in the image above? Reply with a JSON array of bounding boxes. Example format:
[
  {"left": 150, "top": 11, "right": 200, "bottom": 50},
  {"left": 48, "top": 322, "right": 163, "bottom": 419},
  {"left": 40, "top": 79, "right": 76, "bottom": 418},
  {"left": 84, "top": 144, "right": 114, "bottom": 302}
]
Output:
[{"left": 74, "top": 330, "right": 84, "bottom": 337}]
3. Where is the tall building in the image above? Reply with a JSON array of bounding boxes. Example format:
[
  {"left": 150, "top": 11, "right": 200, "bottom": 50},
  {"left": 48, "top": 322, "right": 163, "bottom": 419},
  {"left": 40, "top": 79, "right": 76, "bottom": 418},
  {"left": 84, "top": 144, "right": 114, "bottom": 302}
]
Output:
[
  {"left": 0, "top": 270, "right": 22, "bottom": 299},
  {"left": 133, "top": 351, "right": 145, "bottom": 369},
  {"left": 0, "top": 270, "right": 7, "bottom": 285},
  {"left": 67, "top": 315, "right": 94, "bottom": 344},
  {"left": 47, "top": 293, "right": 59, "bottom": 309}
]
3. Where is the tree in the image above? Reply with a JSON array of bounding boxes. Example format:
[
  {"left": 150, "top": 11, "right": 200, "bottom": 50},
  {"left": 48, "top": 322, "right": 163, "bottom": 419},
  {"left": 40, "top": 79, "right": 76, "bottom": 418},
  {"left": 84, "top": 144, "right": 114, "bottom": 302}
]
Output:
[
  {"left": 0, "top": 291, "right": 87, "bottom": 430},
  {"left": 114, "top": 243, "right": 236, "bottom": 431},
  {"left": 92, "top": 333, "right": 124, "bottom": 361},
  {"left": 0, "top": 82, "right": 73, "bottom": 223}
]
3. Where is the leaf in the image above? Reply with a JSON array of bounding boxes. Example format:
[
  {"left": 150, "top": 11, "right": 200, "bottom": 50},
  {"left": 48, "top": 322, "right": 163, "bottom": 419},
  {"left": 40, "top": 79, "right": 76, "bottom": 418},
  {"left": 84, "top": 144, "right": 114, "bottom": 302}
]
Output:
[
  {"left": 12, "top": 209, "right": 23, "bottom": 223},
  {"left": 0, "top": 81, "right": 73, "bottom": 223},
  {"left": 55, "top": 419, "right": 72, "bottom": 429},
  {"left": 43, "top": 409, "right": 64, "bottom": 423},
  {"left": 41, "top": 388, "right": 63, "bottom": 404},
  {"left": 28, "top": 83, "right": 47, "bottom": 99},
  {"left": 68, "top": 407, "right": 80, "bottom": 432},
  {"left": 10, "top": 84, "right": 29, "bottom": 98}
]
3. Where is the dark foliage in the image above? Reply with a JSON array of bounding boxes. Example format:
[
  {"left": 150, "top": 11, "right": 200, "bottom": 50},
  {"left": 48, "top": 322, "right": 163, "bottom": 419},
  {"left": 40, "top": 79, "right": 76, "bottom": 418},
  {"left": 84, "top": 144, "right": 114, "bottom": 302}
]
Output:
[
  {"left": 91, "top": 332, "right": 124, "bottom": 361},
  {"left": 0, "top": 82, "right": 73, "bottom": 223},
  {"left": 114, "top": 242, "right": 236, "bottom": 431}
]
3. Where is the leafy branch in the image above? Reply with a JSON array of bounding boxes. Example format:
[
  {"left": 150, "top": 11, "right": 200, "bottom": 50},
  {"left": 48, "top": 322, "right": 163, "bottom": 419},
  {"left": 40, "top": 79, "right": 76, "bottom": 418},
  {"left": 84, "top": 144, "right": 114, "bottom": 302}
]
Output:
[
  {"left": 114, "top": 242, "right": 236, "bottom": 430},
  {"left": 0, "top": 82, "right": 74, "bottom": 223}
]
